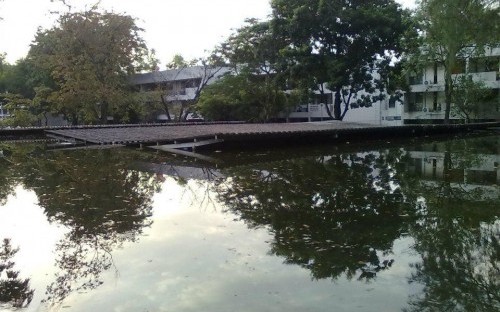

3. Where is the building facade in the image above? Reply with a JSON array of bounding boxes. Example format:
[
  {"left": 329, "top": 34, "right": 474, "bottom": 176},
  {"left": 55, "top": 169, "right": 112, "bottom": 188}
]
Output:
[
  {"left": 404, "top": 46, "right": 500, "bottom": 124},
  {"left": 281, "top": 87, "right": 403, "bottom": 126},
  {"left": 133, "top": 67, "right": 404, "bottom": 125}
]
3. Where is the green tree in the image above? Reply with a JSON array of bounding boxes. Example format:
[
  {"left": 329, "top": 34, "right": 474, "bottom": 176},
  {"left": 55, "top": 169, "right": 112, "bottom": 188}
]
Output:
[
  {"left": 0, "top": 93, "right": 39, "bottom": 127},
  {"left": 199, "top": 19, "right": 298, "bottom": 122},
  {"left": 451, "top": 75, "right": 494, "bottom": 123},
  {"left": 271, "top": 0, "right": 408, "bottom": 120},
  {"left": 29, "top": 9, "right": 151, "bottom": 125},
  {"left": 407, "top": 0, "right": 500, "bottom": 123},
  {"left": 197, "top": 68, "right": 292, "bottom": 122}
]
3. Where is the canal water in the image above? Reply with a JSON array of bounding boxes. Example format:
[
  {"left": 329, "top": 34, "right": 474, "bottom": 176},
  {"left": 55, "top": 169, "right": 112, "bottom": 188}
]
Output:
[{"left": 0, "top": 133, "right": 498, "bottom": 311}]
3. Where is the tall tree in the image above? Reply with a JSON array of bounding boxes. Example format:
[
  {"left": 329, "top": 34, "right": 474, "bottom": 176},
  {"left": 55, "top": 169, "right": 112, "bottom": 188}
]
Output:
[
  {"left": 271, "top": 0, "right": 408, "bottom": 120},
  {"left": 29, "top": 9, "right": 151, "bottom": 124},
  {"left": 408, "top": 0, "right": 500, "bottom": 123},
  {"left": 199, "top": 19, "right": 300, "bottom": 122}
]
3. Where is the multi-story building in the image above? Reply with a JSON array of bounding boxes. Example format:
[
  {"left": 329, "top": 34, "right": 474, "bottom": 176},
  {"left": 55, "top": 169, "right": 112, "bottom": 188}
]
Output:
[
  {"left": 281, "top": 86, "right": 403, "bottom": 126},
  {"left": 131, "top": 66, "right": 231, "bottom": 121},
  {"left": 133, "top": 67, "right": 404, "bottom": 125},
  {"left": 404, "top": 46, "right": 500, "bottom": 124}
]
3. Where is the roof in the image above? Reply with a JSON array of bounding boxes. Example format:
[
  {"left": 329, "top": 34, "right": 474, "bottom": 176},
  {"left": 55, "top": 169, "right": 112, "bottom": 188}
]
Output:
[{"left": 131, "top": 66, "right": 232, "bottom": 85}]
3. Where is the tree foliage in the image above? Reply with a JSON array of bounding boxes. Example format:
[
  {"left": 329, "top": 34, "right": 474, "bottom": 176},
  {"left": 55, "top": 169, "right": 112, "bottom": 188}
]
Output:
[
  {"left": 270, "top": 0, "right": 408, "bottom": 120},
  {"left": 29, "top": 9, "right": 151, "bottom": 124},
  {"left": 406, "top": 0, "right": 500, "bottom": 123},
  {"left": 198, "top": 19, "right": 300, "bottom": 122},
  {"left": 451, "top": 75, "right": 494, "bottom": 123},
  {"left": 197, "top": 69, "right": 293, "bottom": 122}
]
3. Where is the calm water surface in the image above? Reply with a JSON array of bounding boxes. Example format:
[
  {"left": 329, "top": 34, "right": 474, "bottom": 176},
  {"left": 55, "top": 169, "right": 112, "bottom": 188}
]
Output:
[{"left": 0, "top": 133, "right": 499, "bottom": 311}]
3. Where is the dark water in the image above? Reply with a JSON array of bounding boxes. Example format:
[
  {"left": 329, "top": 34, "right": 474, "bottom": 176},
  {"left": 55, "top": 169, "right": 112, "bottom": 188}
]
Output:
[{"left": 0, "top": 133, "right": 498, "bottom": 311}]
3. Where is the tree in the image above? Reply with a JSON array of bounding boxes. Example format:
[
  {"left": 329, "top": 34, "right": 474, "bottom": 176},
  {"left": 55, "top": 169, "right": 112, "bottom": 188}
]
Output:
[
  {"left": 198, "top": 19, "right": 299, "bottom": 122},
  {"left": 197, "top": 68, "right": 298, "bottom": 122},
  {"left": 29, "top": 9, "right": 151, "bottom": 125},
  {"left": 408, "top": 0, "right": 500, "bottom": 123},
  {"left": 271, "top": 0, "right": 408, "bottom": 120},
  {"left": 451, "top": 75, "right": 494, "bottom": 123},
  {"left": 157, "top": 54, "right": 197, "bottom": 122},
  {"left": 0, "top": 93, "right": 39, "bottom": 127}
]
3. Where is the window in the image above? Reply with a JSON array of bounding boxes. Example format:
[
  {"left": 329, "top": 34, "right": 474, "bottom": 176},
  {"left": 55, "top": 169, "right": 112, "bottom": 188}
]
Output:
[
  {"left": 433, "top": 92, "right": 438, "bottom": 111},
  {"left": 389, "top": 95, "right": 397, "bottom": 108},
  {"left": 183, "top": 79, "right": 201, "bottom": 88},
  {"left": 408, "top": 93, "right": 424, "bottom": 112},
  {"left": 470, "top": 57, "right": 499, "bottom": 73},
  {"left": 451, "top": 59, "right": 466, "bottom": 74},
  {"left": 409, "top": 70, "right": 423, "bottom": 85},
  {"left": 312, "top": 93, "right": 333, "bottom": 105}
]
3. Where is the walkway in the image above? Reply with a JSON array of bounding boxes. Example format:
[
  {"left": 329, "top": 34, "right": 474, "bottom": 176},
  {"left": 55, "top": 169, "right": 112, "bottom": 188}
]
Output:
[{"left": 44, "top": 121, "right": 500, "bottom": 148}]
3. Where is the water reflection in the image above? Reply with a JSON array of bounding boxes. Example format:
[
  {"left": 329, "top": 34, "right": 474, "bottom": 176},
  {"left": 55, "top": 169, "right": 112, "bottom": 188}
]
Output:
[
  {"left": 0, "top": 134, "right": 498, "bottom": 311},
  {"left": 402, "top": 137, "right": 500, "bottom": 312},
  {"left": 214, "top": 149, "right": 416, "bottom": 281},
  {"left": 211, "top": 134, "right": 499, "bottom": 310},
  {"left": 0, "top": 146, "right": 162, "bottom": 304},
  {"left": 0, "top": 144, "right": 38, "bottom": 205},
  {"left": 0, "top": 238, "right": 34, "bottom": 309}
]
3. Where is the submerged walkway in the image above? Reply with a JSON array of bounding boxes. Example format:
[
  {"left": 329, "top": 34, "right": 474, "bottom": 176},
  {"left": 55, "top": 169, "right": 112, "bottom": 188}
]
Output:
[{"left": 44, "top": 121, "right": 500, "bottom": 148}]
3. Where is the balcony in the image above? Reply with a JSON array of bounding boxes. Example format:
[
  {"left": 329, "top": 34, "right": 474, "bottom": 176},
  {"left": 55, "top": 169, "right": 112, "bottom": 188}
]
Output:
[{"left": 410, "top": 82, "right": 445, "bottom": 93}]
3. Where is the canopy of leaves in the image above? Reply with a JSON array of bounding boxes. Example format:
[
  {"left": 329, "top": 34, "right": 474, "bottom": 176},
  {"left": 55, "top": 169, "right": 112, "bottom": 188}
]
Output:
[
  {"left": 197, "top": 69, "right": 292, "bottom": 122},
  {"left": 29, "top": 10, "right": 151, "bottom": 124},
  {"left": 451, "top": 75, "right": 495, "bottom": 122},
  {"left": 270, "top": 0, "right": 408, "bottom": 119},
  {"left": 404, "top": 0, "right": 500, "bottom": 122}
]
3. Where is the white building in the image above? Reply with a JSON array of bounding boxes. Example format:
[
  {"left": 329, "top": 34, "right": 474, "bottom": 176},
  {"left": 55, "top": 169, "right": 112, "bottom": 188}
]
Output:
[
  {"left": 404, "top": 46, "right": 500, "bottom": 123},
  {"left": 132, "top": 66, "right": 403, "bottom": 125},
  {"left": 282, "top": 87, "right": 403, "bottom": 126},
  {"left": 131, "top": 66, "right": 231, "bottom": 121}
]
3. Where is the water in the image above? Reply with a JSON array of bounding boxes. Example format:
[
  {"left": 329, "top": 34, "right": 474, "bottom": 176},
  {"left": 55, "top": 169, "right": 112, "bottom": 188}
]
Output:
[{"left": 0, "top": 133, "right": 499, "bottom": 311}]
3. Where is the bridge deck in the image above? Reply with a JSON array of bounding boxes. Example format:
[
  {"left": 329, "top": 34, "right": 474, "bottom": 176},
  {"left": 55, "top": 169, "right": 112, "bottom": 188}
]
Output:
[
  {"left": 45, "top": 122, "right": 378, "bottom": 145},
  {"left": 44, "top": 121, "right": 499, "bottom": 148}
]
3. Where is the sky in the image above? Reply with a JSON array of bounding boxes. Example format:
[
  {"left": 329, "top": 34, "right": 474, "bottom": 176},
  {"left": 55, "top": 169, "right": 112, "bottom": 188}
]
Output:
[{"left": 0, "top": 0, "right": 417, "bottom": 67}]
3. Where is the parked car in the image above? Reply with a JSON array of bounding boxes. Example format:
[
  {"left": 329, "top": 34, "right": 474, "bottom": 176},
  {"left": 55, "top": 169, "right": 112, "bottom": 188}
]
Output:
[{"left": 185, "top": 112, "right": 204, "bottom": 122}]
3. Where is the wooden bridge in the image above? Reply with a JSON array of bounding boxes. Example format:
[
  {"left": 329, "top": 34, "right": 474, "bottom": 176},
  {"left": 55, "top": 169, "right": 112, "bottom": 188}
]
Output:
[{"left": 43, "top": 121, "right": 500, "bottom": 152}]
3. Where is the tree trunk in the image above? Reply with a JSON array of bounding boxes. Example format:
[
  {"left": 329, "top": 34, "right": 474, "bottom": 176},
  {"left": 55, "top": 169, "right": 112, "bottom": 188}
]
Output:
[
  {"left": 333, "top": 89, "right": 342, "bottom": 120},
  {"left": 100, "top": 101, "right": 109, "bottom": 124},
  {"left": 444, "top": 71, "right": 453, "bottom": 124},
  {"left": 160, "top": 94, "right": 172, "bottom": 121}
]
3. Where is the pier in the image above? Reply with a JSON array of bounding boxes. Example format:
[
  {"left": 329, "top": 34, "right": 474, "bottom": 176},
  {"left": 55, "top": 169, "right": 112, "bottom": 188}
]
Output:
[{"left": 42, "top": 121, "right": 500, "bottom": 150}]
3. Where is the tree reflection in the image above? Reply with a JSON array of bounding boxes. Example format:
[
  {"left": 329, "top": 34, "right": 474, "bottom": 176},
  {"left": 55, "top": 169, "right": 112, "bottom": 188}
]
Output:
[
  {"left": 0, "top": 238, "right": 34, "bottom": 309},
  {"left": 0, "top": 143, "right": 42, "bottom": 204},
  {"left": 402, "top": 136, "right": 500, "bottom": 311},
  {"left": 19, "top": 149, "right": 161, "bottom": 303},
  {"left": 215, "top": 148, "right": 416, "bottom": 281}
]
